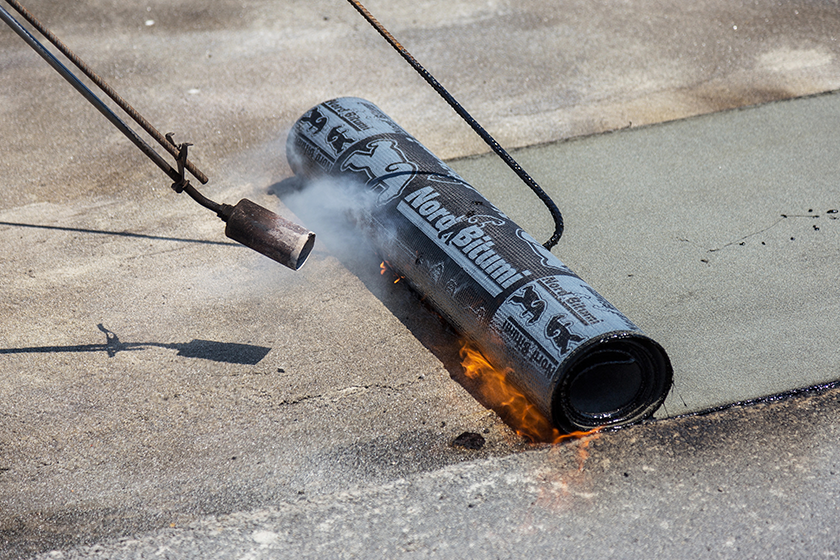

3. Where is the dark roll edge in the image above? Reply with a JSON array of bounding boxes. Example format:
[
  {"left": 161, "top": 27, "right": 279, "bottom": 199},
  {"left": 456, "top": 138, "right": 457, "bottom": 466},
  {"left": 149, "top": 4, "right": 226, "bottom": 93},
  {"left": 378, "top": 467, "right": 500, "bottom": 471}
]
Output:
[{"left": 551, "top": 332, "right": 673, "bottom": 432}]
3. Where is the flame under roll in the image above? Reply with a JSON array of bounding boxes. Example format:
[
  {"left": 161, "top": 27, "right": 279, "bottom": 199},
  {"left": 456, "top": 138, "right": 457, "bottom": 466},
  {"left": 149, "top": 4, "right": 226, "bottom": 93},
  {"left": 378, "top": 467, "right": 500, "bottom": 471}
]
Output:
[{"left": 287, "top": 97, "right": 672, "bottom": 431}]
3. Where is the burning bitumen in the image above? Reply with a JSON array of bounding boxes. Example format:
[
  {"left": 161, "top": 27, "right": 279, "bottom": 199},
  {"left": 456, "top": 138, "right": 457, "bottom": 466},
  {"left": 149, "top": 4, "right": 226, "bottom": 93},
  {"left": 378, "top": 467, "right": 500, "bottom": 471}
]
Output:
[{"left": 286, "top": 97, "right": 672, "bottom": 433}]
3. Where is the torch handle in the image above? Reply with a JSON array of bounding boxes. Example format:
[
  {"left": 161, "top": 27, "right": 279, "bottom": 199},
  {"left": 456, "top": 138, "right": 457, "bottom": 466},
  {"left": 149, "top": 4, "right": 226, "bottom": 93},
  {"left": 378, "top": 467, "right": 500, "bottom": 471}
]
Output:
[{"left": 1, "top": 2, "right": 316, "bottom": 271}]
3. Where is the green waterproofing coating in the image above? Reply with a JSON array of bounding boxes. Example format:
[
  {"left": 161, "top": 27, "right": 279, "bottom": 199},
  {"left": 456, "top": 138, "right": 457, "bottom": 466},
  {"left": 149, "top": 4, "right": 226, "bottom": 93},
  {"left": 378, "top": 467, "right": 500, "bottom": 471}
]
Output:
[{"left": 287, "top": 98, "right": 672, "bottom": 431}]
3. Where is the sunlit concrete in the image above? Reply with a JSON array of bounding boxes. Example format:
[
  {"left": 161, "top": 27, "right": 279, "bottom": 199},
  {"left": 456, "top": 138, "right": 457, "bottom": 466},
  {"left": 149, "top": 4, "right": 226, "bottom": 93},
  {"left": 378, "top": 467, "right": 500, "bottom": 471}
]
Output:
[{"left": 1, "top": 0, "right": 839, "bottom": 557}]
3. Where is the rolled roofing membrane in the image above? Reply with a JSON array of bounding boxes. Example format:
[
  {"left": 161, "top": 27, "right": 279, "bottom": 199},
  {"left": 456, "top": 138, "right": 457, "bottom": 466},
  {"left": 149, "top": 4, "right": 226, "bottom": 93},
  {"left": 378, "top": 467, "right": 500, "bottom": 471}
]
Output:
[{"left": 287, "top": 97, "right": 672, "bottom": 431}]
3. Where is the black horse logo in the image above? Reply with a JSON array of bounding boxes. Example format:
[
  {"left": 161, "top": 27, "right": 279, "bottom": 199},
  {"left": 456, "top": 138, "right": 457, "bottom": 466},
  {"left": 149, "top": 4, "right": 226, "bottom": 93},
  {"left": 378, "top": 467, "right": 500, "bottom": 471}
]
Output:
[
  {"left": 300, "top": 107, "right": 327, "bottom": 134},
  {"left": 327, "top": 126, "right": 354, "bottom": 153},
  {"left": 341, "top": 139, "right": 417, "bottom": 204},
  {"left": 510, "top": 285, "right": 546, "bottom": 325},
  {"left": 545, "top": 314, "right": 585, "bottom": 355}
]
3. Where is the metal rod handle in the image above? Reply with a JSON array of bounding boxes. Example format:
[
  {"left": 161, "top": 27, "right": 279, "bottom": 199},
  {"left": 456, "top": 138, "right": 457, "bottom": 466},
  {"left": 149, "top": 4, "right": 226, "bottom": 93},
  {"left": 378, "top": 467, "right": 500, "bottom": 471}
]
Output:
[{"left": 346, "top": 0, "right": 565, "bottom": 249}]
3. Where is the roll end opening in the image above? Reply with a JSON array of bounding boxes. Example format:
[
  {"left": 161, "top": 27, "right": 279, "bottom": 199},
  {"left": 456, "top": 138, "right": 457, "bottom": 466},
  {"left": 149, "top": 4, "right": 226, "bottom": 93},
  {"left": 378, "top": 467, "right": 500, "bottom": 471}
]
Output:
[{"left": 552, "top": 334, "right": 672, "bottom": 432}]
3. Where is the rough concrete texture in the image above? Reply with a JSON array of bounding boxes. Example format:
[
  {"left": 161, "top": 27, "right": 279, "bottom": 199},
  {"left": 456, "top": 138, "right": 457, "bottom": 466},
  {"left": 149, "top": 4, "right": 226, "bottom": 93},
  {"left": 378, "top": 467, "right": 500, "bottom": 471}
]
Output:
[
  {"left": 1, "top": 0, "right": 840, "bottom": 557},
  {"left": 28, "top": 386, "right": 840, "bottom": 559},
  {"left": 3, "top": 0, "right": 840, "bottom": 208}
]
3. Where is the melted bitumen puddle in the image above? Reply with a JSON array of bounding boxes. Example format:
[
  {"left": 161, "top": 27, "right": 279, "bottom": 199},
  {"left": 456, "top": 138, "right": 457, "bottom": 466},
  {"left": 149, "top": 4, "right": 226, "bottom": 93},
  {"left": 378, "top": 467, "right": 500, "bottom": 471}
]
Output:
[{"left": 453, "top": 431, "right": 487, "bottom": 450}]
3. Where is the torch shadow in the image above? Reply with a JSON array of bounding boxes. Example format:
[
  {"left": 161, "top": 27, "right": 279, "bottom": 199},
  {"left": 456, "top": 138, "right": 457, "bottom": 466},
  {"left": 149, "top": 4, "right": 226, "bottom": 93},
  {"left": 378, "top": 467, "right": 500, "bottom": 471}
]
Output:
[
  {"left": 0, "top": 220, "right": 239, "bottom": 247},
  {"left": 0, "top": 324, "right": 271, "bottom": 366},
  {"left": 270, "top": 178, "right": 499, "bottom": 412}
]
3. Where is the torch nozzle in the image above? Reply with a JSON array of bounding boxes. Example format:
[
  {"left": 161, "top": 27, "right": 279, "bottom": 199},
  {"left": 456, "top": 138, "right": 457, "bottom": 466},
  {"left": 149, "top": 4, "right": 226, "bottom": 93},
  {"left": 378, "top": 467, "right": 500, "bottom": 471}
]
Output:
[
  {"left": 223, "top": 199, "right": 315, "bottom": 271},
  {"left": 178, "top": 180, "right": 314, "bottom": 271}
]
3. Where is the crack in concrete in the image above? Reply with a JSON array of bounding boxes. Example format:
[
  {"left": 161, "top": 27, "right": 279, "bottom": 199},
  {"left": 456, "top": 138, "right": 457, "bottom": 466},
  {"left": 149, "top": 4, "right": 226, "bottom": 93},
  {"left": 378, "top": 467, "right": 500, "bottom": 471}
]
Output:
[
  {"left": 275, "top": 381, "right": 417, "bottom": 408},
  {"left": 707, "top": 217, "right": 787, "bottom": 252}
]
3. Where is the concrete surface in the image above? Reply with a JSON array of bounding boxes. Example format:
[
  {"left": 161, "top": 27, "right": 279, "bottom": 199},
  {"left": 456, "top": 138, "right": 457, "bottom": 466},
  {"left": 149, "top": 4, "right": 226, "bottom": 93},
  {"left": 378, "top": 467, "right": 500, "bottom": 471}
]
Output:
[
  {"left": 27, "top": 386, "right": 840, "bottom": 559},
  {"left": 1, "top": 0, "right": 840, "bottom": 557},
  {"left": 447, "top": 91, "right": 840, "bottom": 417}
]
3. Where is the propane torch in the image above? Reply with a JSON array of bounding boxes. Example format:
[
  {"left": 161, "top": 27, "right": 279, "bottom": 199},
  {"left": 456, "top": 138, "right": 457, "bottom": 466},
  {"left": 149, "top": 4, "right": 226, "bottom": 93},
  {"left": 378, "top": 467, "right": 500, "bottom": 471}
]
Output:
[{"left": 0, "top": 0, "right": 314, "bottom": 270}]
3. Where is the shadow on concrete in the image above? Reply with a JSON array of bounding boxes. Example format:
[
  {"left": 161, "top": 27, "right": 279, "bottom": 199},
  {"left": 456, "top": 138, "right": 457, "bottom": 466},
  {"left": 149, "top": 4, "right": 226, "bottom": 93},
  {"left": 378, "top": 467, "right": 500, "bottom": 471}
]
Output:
[
  {"left": 0, "top": 324, "right": 271, "bottom": 365},
  {"left": 0, "top": 220, "right": 239, "bottom": 247}
]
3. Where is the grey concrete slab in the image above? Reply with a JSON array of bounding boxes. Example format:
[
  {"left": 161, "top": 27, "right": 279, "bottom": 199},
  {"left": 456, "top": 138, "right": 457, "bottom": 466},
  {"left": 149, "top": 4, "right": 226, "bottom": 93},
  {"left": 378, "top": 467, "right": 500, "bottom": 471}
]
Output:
[
  {"left": 2, "top": 0, "right": 840, "bottom": 557},
  {"left": 28, "top": 385, "right": 840, "bottom": 559},
  {"left": 0, "top": 192, "right": 527, "bottom": 556},
  {"left": 448, "top": 91, "right": 840, "bottom": 417},
  {"left": 3, "top": 0, "right": 840, "bottom": 207}
]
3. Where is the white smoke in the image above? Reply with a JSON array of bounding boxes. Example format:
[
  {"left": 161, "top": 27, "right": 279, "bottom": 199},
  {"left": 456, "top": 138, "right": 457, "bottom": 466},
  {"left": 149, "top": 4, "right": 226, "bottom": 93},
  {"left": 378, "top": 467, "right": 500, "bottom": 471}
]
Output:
[{"left": 275, "top": 171, "right": 395, "bottom": 278}]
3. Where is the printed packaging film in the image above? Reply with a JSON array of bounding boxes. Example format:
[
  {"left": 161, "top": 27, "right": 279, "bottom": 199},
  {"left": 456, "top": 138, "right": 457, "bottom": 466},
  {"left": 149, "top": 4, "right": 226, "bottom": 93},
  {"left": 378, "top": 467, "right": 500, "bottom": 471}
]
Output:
[{"left": 287, "top": 97, "right": 672, "bottom": 431}]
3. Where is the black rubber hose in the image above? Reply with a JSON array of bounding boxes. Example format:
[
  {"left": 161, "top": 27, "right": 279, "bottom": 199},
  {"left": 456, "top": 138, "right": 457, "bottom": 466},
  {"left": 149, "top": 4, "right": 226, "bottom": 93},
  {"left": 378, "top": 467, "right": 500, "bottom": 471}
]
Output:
[{"left": 346, "top": 0, "right": 564, "bottom": 249}]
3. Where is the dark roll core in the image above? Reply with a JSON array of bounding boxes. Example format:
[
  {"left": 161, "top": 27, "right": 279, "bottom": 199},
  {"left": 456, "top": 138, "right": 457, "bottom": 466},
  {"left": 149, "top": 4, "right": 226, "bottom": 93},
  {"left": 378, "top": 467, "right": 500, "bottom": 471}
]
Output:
[{"left": 553, "top": 335, "right": 672, "bottom": 431}]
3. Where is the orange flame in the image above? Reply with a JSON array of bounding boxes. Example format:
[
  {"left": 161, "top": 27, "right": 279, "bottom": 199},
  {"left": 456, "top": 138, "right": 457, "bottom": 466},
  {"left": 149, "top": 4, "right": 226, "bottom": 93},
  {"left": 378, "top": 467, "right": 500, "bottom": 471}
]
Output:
[
  {"left": 380, "top": 260, "right": 404, "bottom": 284},
  {"left": 459, "top": 342, "right": 602, "bottom": 445}
]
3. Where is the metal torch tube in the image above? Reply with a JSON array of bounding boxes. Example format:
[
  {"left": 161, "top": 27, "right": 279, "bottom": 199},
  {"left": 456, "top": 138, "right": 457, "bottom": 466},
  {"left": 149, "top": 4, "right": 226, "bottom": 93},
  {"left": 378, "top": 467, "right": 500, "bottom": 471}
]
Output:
[
  {"left": 224, "top": 199, "right": 315, "bottom": 271},
  {"left": 286, "top": 98, "right": 672, "bottom": 431}
]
